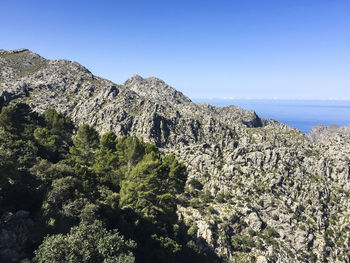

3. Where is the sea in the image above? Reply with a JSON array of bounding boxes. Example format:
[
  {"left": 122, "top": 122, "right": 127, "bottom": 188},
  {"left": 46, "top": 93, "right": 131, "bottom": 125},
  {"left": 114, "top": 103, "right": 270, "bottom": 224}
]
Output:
[{"left": 193, "top": 99, "right": 350, "bottom": 134}]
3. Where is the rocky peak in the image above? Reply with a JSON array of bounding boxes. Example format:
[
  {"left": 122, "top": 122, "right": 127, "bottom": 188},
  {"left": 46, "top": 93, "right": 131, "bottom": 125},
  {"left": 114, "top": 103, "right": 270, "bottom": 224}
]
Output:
[
  {"left": 0, "top": 48, "right": 44, "bottom": 60},
  {"left": 124, "top": 74, "right": 192, "bottom": 106},
  {"left": 0, "top": 48, "right": 47, "bottom": 81},
  {"left": 0, "top": 48, "right": 30, "bottom": 54},
  {"left": 127, "top": 74, "right": 143, "bottom": 82}
]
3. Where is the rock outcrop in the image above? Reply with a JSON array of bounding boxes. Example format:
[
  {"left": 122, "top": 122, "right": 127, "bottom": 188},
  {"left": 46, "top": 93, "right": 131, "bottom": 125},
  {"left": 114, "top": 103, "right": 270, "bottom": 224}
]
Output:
[
  {"left": 1, "top": 49, "right": 349, "bottom": 262},
  {"left": 307, "top": 124, "right": 350, "bottom": 144}
]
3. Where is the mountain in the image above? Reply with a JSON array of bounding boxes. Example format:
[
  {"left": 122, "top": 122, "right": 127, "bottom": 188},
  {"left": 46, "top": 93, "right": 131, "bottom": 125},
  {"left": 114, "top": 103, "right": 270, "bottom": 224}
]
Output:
[
  {"left": 1, "top": 49, "right": 349, "bottom": 262},
  {"left": 0, "top": 49, "right": 270, "bottom": 146}
]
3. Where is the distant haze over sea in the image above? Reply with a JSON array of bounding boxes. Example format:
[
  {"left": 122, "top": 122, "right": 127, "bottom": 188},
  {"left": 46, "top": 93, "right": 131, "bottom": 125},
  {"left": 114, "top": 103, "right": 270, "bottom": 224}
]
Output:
[{"left": 193, "top": 99, "right": 350, "bottom": 133}]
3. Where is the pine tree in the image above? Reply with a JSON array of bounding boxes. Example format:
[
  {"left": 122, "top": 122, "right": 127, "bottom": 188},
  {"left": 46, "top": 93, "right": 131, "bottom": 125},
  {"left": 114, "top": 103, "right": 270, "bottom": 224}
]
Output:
[{"left": 70, "top": 124, "right": 99, "bottom": 167}]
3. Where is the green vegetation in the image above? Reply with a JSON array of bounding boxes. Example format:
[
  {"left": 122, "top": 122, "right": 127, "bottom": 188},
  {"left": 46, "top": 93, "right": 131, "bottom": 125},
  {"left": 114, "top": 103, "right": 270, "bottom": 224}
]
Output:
[
  {"left": 0, "top": 103, "right": 219, "bottom": 263},
  {"left": 34, "top": 220, "right": 136, "bottom": 263},
  {"left": 231, "top": 234, "right": 255, "bottom": 252}
]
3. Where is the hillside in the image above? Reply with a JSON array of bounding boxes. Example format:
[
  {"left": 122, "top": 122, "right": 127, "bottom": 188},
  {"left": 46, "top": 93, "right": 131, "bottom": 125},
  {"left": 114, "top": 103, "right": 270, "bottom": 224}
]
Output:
[{"left": 1, "top": 49, "right": 349, "bottom": 262}]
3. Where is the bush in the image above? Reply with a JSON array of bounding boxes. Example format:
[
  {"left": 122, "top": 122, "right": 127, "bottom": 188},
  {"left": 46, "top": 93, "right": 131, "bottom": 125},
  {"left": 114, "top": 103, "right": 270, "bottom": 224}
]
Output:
[
  {"left": 231, "top": 234, "right": 255, "bottom": 252},
  {"left": 34, "top": 220, "right": 136, "bottom": 263}
]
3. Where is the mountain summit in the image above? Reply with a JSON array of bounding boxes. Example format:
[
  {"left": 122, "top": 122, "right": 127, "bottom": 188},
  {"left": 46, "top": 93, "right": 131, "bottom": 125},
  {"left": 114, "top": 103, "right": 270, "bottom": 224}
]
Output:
[
  {"left": 0, "top": 48, "right": 268, "bottom": 146},
  {"left": 1, "top": 49, "right": 349, "bottom": 262},
  {"left": 124, "top": 74, "right": 192, "bottom": 106}
]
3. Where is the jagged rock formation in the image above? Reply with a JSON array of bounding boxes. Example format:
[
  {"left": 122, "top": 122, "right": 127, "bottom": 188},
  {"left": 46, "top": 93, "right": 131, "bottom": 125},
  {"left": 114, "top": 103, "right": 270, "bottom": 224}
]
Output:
[
  {"left": 1, "top": 49, "right": 350, "bottom": 262},
  {"left": 0, "top": 49, "right": 272, "bottom": 146},
  {"left": 308, "top": 124, "right": 350, "bottom": 144}
]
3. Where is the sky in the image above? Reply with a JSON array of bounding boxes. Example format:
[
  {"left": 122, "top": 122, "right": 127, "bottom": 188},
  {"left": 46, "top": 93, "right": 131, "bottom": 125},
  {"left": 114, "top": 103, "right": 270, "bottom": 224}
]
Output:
[{"left": 1, "top": 0, "right": 349, "bottom": 100}]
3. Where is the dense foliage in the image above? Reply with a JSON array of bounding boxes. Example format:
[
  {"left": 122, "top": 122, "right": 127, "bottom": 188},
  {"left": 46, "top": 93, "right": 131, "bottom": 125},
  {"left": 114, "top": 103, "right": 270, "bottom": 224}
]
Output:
[{"left": 0, "top": 103, "right": 218, "bottom": 262}]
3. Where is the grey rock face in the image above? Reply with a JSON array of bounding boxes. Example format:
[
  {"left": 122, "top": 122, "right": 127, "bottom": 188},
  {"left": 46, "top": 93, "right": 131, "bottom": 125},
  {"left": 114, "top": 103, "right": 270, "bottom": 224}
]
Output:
[
  {"left": 1, "top": 49, "right": 350, "bottom": 262},
  {"left": 0, "top": 49, "right": 267, "bottom": 147},
  {"left": 307, "top": 124, "right": 350, "bottom": 144},
  {"left": 124, "top": 74, "right": 192, "bottom": 106}
]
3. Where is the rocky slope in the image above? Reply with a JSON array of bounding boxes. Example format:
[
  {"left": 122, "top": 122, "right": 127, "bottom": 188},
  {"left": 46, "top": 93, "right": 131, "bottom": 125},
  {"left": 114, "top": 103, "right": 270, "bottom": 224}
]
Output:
[
  {"left": 1, "top": 49, "right": 349, "bottom": 262},
  {"left": 307, "top": 124, "right": 350, "bottom": 145}
]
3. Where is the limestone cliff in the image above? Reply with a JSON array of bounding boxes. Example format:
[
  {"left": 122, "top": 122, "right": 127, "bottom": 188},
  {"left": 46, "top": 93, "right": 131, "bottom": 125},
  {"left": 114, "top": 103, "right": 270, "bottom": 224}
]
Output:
[{"left": 1, "top": 49, "right": 349, "bottom": 262}]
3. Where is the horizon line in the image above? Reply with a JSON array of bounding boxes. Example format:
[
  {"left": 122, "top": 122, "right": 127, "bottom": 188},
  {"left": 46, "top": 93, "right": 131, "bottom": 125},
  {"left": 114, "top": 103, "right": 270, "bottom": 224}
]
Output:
[{"left": 192, "top": 97, "right": 350, "bottom": 101}]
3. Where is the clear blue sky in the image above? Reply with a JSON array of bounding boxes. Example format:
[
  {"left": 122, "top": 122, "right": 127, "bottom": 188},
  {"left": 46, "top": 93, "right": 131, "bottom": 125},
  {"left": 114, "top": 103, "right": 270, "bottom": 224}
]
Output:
[{"left": 1, "top": 0, "right": 349, "bottom": 100}]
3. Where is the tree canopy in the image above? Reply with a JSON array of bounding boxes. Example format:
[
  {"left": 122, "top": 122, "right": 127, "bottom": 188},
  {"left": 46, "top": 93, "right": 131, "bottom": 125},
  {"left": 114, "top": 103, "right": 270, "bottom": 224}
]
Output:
[{"left": 0, "top": 103, "right": 218, "bottom": 263}]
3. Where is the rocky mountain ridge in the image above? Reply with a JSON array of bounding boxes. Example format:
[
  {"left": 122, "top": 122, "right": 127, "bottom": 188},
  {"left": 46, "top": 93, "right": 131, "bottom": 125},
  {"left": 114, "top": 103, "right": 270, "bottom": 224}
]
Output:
[
  {"left": 307, "top": 124, "right": 350, "bottom": 145},
  {"left": 1, "top": 49, "right": 349, "bottom": 262}
]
